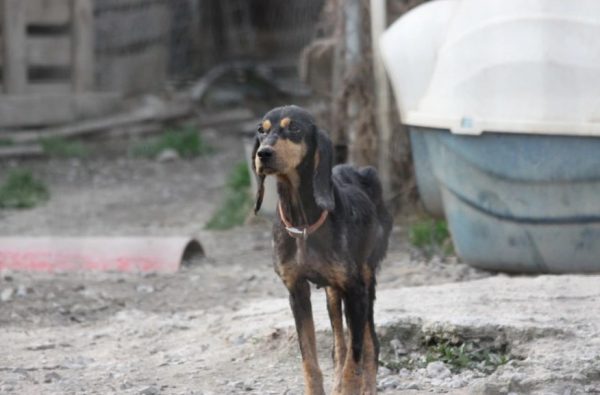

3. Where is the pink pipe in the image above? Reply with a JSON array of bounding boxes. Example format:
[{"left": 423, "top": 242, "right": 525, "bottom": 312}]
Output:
[{"left": 0, "top": 237, "right": 204, "bottom": 273}]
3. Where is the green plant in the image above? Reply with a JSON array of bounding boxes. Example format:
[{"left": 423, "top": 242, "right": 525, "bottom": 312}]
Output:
[
  {"left": 41, "top": 137, "right": 89, "bottom": 158},
  {"left": 409, "top": 218, "right": 454, "bottom": 257},
  {"left": 205, "top": 162, "right": 252, "bottom": 230},
  {"left": 379, "top": 356, "right": 425, "bottom": 372},
  {"left": 0, "top": 169, "right": 49, "bottom": 209},
  {"left": 0, "top": 138, "right": 13, "bottom": 147},
  {"left": 425, "top": 339, "right": 510, "bottom": 373},
  {"left": 130, "top": 125, "right": 211, "bottom": 158}
]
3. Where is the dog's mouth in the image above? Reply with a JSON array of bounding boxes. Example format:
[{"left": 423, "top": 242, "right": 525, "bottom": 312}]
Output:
[
  {"left": 256, "top": 163, "right": 279, "bottom": 176},
  {"left": 262, "top": 168, "right": 277, "bottom": 175}
]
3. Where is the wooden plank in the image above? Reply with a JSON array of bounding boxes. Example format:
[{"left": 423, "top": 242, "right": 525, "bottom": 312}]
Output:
[
  {"left": 2, "top": 105, "right": 253, "bottom": 144},
  {"left": 3, "top": 0, "right": 27, "bottom": 94},
  {"left": 95, "top": 1, "right": 169, "bottom": 52},
  {"left": 28, "top": 36, "right": 71, "bottom": 67},
  {"left": 3, "top": 97, "right": 189, "bottom": 143},
  {"left": 27, "top": 82, "right": 71, "bottom": 94},
  {"left": 71, "top": 0, "right": 94, "bottom": 92},
  {"left": 0, "top": 144, "right": 44, "bottom": 159},
  {"left": 26, "top": 0, "right": 71, "bottom": 25},
  {"left": 98, "top": 46, "right": 168, "bottom": 94},
  {"left": 370, "top": 0, "right": 393, "bottom": 200},
  {"left": 0, "top": 92, "right": 122, "bottom": 129},
  {"left": 96, "top": 0, "right": 161, "bottom": 9}
]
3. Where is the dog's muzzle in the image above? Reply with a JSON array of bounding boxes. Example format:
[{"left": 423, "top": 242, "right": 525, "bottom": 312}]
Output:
[{"left": 257, "top": 147, "right": 274, "bottom": 163}]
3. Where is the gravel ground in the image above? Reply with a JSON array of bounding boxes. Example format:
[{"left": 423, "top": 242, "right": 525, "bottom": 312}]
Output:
[{"left": 2, "top": 124, "right": 595, "bottom": 395}]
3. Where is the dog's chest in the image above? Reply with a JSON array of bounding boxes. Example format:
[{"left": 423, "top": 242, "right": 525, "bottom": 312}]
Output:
[{"left": 277, "top": 247, "right": 347, "bottom": 289}]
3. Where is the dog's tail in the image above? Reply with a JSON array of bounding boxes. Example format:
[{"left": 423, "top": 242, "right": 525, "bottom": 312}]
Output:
[{"left": 359, "top": 167, "right": 393, "bottom": 267}]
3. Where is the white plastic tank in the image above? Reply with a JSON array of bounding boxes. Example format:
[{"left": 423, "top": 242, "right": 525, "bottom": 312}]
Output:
[{"left": 381, "top": 0, "right": 600, "bottom": 136}]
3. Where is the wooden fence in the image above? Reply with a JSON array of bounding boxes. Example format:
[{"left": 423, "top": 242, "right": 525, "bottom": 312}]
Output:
[
  {"left": 94, "top": 0, "right": 170, "bottom": 95},
  {"left": 0, "top": 0, "right": 119, "bottom": 129}
]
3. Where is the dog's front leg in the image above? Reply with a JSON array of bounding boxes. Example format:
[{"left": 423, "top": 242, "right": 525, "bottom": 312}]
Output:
[{"left": 288, "top": 279, "right": 325, "bottom": 395}]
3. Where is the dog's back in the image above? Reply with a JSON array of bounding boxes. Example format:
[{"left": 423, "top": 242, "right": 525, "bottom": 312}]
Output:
[{"left": 332, "top": 164, "right": 392, "bottom": 269}]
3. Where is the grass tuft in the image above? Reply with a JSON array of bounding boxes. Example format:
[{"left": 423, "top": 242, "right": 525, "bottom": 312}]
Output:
[
  {"left": 425, "top": 339, "right": 510, "bottom": 374},
  {"left": 409, "top": 218, "right": 454, "bottom": 257},
  {"left": 379, "top": 330, "right": 513, "bottom": 375},
  {"left": 0, "top": 169, "right": 49, "bottom": 209},
  {"left": 205, "top": 162, "right": 252, "bottom": 230},
  {"left": 0, "top": 138, "right": 14, "bottom": 147},
  {"left": 130, "top": 125, "right": 212, "bottom": 159},
  {"left": 41, "top": 137, "right": 89, "bottom": 158}
]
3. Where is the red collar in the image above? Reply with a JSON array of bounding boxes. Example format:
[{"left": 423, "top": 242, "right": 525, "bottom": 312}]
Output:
[{"left": 277, "top": 201, "right": 329, "bottom": 240}]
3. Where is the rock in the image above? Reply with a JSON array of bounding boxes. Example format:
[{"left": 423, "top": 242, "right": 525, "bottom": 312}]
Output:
[
  {"left": 430, "top": 378, "right": 443, "bottom": 387},
  {"left": 448, "top": 376, "right": 467, "bottom": 389},
  {"left": 585, "top": 385, "right": 600, "bottom": 393},
  {"left": 156, "top": 148, "right": 180, "bottom": 162},
  {"left": 398, "top": 368, "right": 411, "bottom": 377},
  {"left": 378, "top": 376, "right": 401, "bottom": 390},
  {"left": 139, "top": 386, "right": 160, "bottom": 395},
  {"left": 377, "top": 366, "right": 393, "bottom": 377},
  {"left": 390, "top": 338, "right": 408, "bottom": 356},
  {"left": 43, "top": 372, "right": 62, "bottom": 383},
  {"left": 403, "top": 382, "right": 421, "bottom": 390},
  {"left": 136, "top": 284, "right": 155, "bottom": 294},
  {"left": 1, "top": 288, "right": 14, "bottom": 302},
  {"left": 427, "top": 361, "right": 451, "bottom": 379},
  {"left": 16, "top": 285, "right": 27, "bottom": 297},
  {"left": 63, "top": 356, "right": 94, "bottom": 369},
  {"left": 120, "top": 381, "right": 134, "bottom": 390}
]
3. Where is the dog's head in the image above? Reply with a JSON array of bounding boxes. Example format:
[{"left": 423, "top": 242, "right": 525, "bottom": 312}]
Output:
[{"left": 252, "top": 105, "right": 334, "bottom": 214}]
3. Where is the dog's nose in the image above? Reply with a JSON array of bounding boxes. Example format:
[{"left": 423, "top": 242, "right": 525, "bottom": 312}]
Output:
[{"left": 257, "top": 147, "right": 274, "bottom": 161}]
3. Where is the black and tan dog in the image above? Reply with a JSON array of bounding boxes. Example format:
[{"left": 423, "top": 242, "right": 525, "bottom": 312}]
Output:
[{"left": 252, "top": 105, "right": 392, "bottom": 395}]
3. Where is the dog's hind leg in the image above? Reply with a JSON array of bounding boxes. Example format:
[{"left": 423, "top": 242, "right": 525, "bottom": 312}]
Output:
[
  {"left": 289, "top": 279, "right": 325, "bottom": 395},
  {"left": 326, "top": 287, "right": 346, "bottom": 394},
  {"left": 340, "top": 284, "right": 369, "bottom": 395},
  {"left": 361, "top": 270, "right": 379, "bottom": 395}
]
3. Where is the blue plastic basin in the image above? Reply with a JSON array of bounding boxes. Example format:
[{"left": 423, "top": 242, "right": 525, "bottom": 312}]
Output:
[{"left": 410, "top": 127, "right": 600, "bottom": 273}]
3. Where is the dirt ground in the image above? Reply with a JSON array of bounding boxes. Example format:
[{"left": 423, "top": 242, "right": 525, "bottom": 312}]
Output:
[{"left": 0, "top": 123, "right": 512, "bottom": 395}]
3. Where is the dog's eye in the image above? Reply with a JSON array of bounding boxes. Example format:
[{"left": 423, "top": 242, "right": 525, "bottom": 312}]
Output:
[{"left": 288, "top": 122, "right": 301, "bottom": 133}]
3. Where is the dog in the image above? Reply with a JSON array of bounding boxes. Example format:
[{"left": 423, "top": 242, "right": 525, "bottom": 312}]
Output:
[{"left": 252, "top": 105, "right": 392, "bottom": 395}]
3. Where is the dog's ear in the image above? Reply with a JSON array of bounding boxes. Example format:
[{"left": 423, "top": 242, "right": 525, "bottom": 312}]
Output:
[
  {"left": 251, "top": 136, "right": 265, "bottom": 214},
  {"left": 313, "top": 129, "right": 335, "bottom": 212}
]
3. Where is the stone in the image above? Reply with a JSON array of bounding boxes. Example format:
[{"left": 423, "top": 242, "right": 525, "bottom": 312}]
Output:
[
  {"left": 427, "top": 361, "right": 451, "bottom": 379},
  {"left": 136, "top": 285, "right": 155, "bottom": 294},
  {"left": 1, "top": 288, "right": 14, "bottom": 302},
  {"left": 448, "top": 377, "right": 466, "bottom": 389},
  {"left": 390, "top": 338, "right": 408, "bottom": 356},
  {"left": 16, "top": 285, "right": 27, "bottom": 297},
  {"left": 43, "top": 372, "right": 62, "bottom": 383},
  {"left": 156, "top": 149, "right": 180, "bottom": 162},
  {"left": 378, "top": 376, "right": 401, "bottom": 390},
  {"left": 403, "top": 382, "right": 421, "bottom": 390},
  {"left": 139, "top": 386, "right": 160, "bottom": 395}
]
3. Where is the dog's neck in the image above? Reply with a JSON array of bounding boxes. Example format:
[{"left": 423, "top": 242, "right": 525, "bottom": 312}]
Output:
[{"left": 276, "top": 170, "right": 322, "bottom": 227}]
